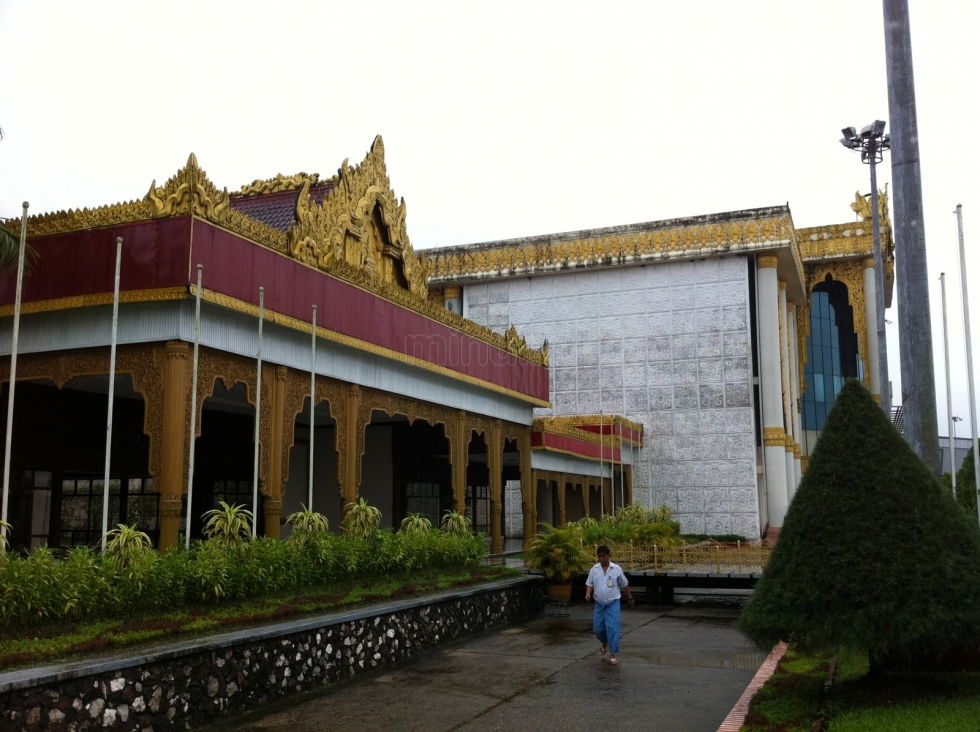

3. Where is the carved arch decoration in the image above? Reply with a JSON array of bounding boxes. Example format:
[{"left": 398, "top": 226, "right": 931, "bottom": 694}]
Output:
[
  {"left": 352, "top": 387, "right": 457, "bottom": 491},
  {"left": 191, "top": 348, "right": 267, "bottom": 497},
  {"left": 287, "top": 136, "right": 429, "bottom": 301},
  {"left": 804, "top": 261, "right": 871, "bottom": 390},
  {"left": 0, "top": 344, "right": 166, "bottom": 479},
  {"left": 275, "top": 370, "right": 345, "bottom": 497}
]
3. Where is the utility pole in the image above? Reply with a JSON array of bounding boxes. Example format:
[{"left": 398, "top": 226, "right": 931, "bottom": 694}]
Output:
[{"left": 883, "top": 0, "right": 940, "bottom": 474}]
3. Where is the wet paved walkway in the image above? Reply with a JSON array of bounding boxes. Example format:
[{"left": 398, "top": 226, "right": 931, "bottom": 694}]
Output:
[{"left": 217, "top": 600, "right": 765, "bottom": 732}]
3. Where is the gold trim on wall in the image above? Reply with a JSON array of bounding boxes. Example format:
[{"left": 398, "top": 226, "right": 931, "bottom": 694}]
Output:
[
  {"left": 0, "top": 287, "right": 188, "bottom": 318},
  {"left": 763, "top": 427, "right": 786, "bottom": 447}
]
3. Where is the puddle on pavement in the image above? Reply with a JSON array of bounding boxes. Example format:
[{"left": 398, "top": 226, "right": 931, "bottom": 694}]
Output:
[{"left": 630, "top": 650, "right": 766, "bottom": 670}]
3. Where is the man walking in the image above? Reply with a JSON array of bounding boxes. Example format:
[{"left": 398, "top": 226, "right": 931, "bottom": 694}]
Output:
[{"left": 584, "top": 544, "right": 634, "bottom": 665}]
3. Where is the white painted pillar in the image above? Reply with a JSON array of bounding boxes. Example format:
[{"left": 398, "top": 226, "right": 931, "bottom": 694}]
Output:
[
  {"left": 788, "top": 303, "right": 803, "bottom": 487},
  {"left": 758, "top": 256, "right": 789, "bottom": 529},
  {"left": 862, "top": 257, "right": 881, "bottom": 399},
  {"left": 779, "top": 283, "right": 796, "bottom": 503}
]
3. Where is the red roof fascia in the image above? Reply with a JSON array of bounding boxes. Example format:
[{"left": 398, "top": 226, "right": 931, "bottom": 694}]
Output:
[
  {"left": 0, "top": 218, "right": 549, "bottom": 403},
  {"left": 575, "top": 422, "right": 643, "bottom": 446},
  {"left": 531, "top": 430, "right": 621, "bottom": 462}
]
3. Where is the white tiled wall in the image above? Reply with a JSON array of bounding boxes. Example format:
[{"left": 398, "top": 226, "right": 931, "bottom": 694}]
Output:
[{"left": 463, "top": 256, "right": 761, "bottom": 538}]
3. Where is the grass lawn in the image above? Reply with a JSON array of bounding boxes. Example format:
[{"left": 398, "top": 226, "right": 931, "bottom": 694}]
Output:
[
  {"left": 0, "top": 565, "right": 520, "bottom": 673},
  {"left": 742, "top": 646, "right": 980, "bottom": 731}
]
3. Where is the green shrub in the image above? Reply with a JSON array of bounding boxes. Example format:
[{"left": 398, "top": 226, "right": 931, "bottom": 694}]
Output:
[
  {"left": 611, "top": 504, "right": 644, "bottom": 524},
  {"left": 525, "top": 523, "right": 592, "bottom": 582},
  {"left": 0, "top": 511, "right": 487, "bottom": 629},
  {"left": 239, "top": 538, "right": 300, "bottom": 596},
  {"left": 190, "top": 540, "right": 235, "bottom": 601}
]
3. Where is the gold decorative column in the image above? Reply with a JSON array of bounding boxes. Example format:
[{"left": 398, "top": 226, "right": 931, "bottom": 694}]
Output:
[
  {"left": 557, "top": 473, "right": 567, "bottom": 526},
  {"left": 450, "top": 411, "right": 468, "bottom": 513},
  {"left": 158, "top": 341, "right": 190, "bottom": 550},
  {"left": 521, "top": 431, "right": 535, "bottom": 550},
  {"left": 625, "top": 464, "right": 633, "bottom": 506},
  {"left": 489, "top": 420, "right": 503, "bottom": 554},
  {"left": 582, "top": 479, "right": 592, "bottom": 518},
  {"left": 263, "top": 365, "right": 288, "bottom": 539},
  {"left": 341, "top": 384, "right": 362, "bottom": 507}
]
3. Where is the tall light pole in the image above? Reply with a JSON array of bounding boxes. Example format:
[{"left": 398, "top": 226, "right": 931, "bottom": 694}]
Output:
[
  {"left": 840, "top": 121, "right": 891, "bottom": 412},
  {"left": 952, "top": 416, "right": 962, "bottom": 493}
]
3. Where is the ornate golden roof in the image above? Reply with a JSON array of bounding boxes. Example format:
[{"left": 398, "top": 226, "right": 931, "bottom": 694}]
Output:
[
  {"left": 422, "top": 208, "right": 803, "bottom": 287},
  {"left": 236, "top": 172, "right": 327, "bottom": 197},
  {"left": 6, "top": 139, "right": 548, "bottom": 368},
  {"left": 797, "top": 189, "right": 893, "bottom": 263}
]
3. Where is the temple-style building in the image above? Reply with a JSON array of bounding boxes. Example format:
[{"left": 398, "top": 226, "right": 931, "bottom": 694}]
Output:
[
  {"left": 1, "top": 139, "right": 649, "bottom": 553},
  {"left": 423, "top": 192, "right": 893, "bottom": 539},
  {"left": 1, "top": 138, "right": 890, "bottom": 548}
]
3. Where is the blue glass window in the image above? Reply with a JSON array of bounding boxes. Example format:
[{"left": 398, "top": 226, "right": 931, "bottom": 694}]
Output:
[{"left": 802, "top": 281, "right": 860, "bottom": 431}]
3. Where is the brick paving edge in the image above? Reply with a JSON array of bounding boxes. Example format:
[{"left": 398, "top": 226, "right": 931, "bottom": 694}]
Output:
[{"left": 716, "top": 641, "right": 788, "bottom": 731}]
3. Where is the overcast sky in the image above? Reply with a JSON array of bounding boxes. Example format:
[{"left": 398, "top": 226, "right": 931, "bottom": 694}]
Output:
[{"left": 1, "top": 1, "right": 978, "bottom": 444}]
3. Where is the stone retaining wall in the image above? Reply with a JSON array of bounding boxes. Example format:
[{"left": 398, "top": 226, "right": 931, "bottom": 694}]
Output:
[{"left": 0, "top": 577, "right": 542, "bottom": 731}]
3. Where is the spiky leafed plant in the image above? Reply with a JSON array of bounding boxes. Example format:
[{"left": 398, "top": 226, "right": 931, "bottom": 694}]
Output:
[
  {"left": 649, "top": 503, "right": 673, "bottom": 523},
  {"left": 104, "top": 524, "right": 153, "bottom": 567},
  {"left": 525, "top": 522, "right": 593, "bottom": 583},
  {"left": 574, "top": 516, "right": 599, "bottom": 530},
  {"left": 342, "top": 498, "right": 381, "bottom": 540},
  {"left": 0, "top": 518, "right": 11, "bottom": 556},
  {"left": 399, "top": 512, "right": 433, "bottom": 536},
  {"left": 202, "top": 501, "right": 254, "bottom": 549},
  {"left": 0, "top": 222, "right": 38, "bottom": 273},
  {"left": 440, "top": 510, "right": 472, "bottom": 538},
  {"left": 285, "top": 504, "right": 330, "bottom": 545},
  {"left": 738, "top": 379, "right": 980, "bottom": 671},
  {"left": 614, "top": 504, "right": 647, "bottom": 524}
]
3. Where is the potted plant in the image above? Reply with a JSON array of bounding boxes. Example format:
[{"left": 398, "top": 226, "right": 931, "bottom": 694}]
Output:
[{"left": 525, "top": 523, "right": 593, "bottom": 601}]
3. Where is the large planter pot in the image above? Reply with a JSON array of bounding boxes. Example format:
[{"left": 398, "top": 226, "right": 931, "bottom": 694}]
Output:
[{"left": 545, "top": 582, "right": 572, "bottom": 601}]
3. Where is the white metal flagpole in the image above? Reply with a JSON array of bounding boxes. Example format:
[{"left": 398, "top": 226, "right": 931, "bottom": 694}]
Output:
[
  {"left": 253, "top": 287, "right": 264, "bottom": 538},
  {"left": 1, "top": 202, "right": 29, "bottom": 546},
  {"left": 100, "top": 236, "right": 123, "bottom": 553},
  {"left": 940, "top": 273, "right": 957, "bottom": 496},
  {"left": 185, "top": 265, "right": 203, "bottom": 550},
  {"left": 308, "top": 304, "right": 317, "bottom": 510},
  {"left": 598, "top": 412, "right": 604, "bottom": 516},
  {"left": 954, "top": 205, "right": 980, "bottom": 527}
]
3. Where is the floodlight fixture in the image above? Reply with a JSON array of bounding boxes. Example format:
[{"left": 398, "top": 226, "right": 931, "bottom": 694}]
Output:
[{"left": 839, "top": 118, "right": 892, "bottom": 412}]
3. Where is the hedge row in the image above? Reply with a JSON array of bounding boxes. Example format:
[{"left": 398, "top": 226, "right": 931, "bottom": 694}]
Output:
[{"left": 0, "top": 530, "right": 484, "bottom": 629}]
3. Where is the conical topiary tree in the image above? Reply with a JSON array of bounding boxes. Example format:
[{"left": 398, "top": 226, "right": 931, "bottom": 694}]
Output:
[
  {"left": 955, "top": 447, "right": 977, "bottom": 516},
  {"left": 738, "top": 379, "right": 980, "bottom": 670}
]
